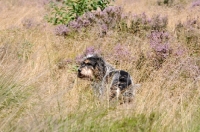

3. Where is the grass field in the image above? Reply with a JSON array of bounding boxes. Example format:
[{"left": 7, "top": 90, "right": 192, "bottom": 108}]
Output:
[{"left": 0, "top": 0, "right": 200, "bottom": 131}]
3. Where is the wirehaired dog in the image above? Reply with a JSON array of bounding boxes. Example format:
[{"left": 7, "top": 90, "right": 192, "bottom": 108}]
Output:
[{"left": 77, "top": 54, "right": 138, "bottom": 104}]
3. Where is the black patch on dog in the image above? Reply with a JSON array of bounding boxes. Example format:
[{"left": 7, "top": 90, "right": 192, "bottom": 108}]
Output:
[{"left": 118, "top": 70, "right": 132, "bottom": 91}]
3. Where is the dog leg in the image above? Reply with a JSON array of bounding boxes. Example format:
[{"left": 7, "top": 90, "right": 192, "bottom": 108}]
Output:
[
  {"left": 109, "top": 86, "right": 121, "bottom": 101},
  {"left": 122, "top": 86, "right": 134, "bottom": 103}
]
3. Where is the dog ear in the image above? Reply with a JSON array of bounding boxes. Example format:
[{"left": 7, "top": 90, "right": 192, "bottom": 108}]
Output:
[
  {"left": 93, "top": 55, "right": 106, "bottom": 78},
  {"left": 95, "top": 56, "right": 105, "bottom": 68}
]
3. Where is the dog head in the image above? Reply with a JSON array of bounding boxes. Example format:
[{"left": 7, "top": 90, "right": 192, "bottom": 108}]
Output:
[{"left": 77, "top": 54, "right": 106, "bottom": 81}]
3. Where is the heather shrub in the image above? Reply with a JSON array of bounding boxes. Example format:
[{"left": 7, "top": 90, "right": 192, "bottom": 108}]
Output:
[
  {"left": 54, "top": 9, "right": 168, "bottom": 38},
  {"left": 45, "top": 0, "right": 114, "bottom": 25},
  {"left": 150, "top": 15, "right": 168, "bottom": 31},
  {"left": 54, "top": 6, "right": 122, "bottom": 36},
  {"left": 179, "top": 58, "right": 200, "bottom": 80},
  {"left": 112, "top": 13, "right": 168, "bottom": 36},
  {"left": 162, "top": 57, "right": 200, "bottom": 81},
  {"left": 191, "top": 0, "right": 200, "bottom": 7},
  {"left": 129, "top": 13, "right": 151, "bottom": 36},
  {"left": 128, "top": 13, "right": 168, "bottom": 37},
  {"left": 117, "top": 13, "right": 129, "bottom": 32},
  {"left": 109, "top": 44, "right": 133, "bottom": 64},
  {"left": 94, "top": 6, "right": 122, "bottom": 30},
  {"left": 175, "top": 18, "right": 200, "bottom": 55},
  {"left": 55, "top": 24, "right": 70, "bottom": 36},
  {"left": 148, "top": 30, "right": 172, "bottom": 69},
  {"left": 134, "top": 31, "right": 172, "bottom": 82},
  {"left": 124, "top": 13, "right": 168, "bottom": 36}
]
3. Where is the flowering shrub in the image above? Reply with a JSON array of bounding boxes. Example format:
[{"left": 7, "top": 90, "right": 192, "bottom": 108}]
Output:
[
  {"left": 54, "top": 6, "right": 122, "bottom": 36},
  {"left": 148, "top": 31, "right": 172, "bottom": 69},
  {"left": 129, "top": 13, "right": 151, "bottom": 36},
  {"left": 162, "top": 57, "right": 200, "bottom": 81},
  {"left": 129, "top": 13, "right": 168, "bottom": 37},
  {"left": 174, "top": 45, "right": 186, "bottom": 57},
  {"left": 54, "top": 7, "right": 168, "bottom": 38},
  {"left": 111, "top": 44, "right": 133, "bottom": 63},
  {"left": 151, "top": 15, "right": 168, "bottom": 31},
  {"left": 55, "top": 24, "right": 70, "bottom": 36},
  {"left": 179, "top": 58, "right": 200, "bottom": 79},
  {"left": 191, "top": 0, "right": 200, "bottom": 7},
  {"left": 45, "top": 0, "right": 114, "bottom": 25},
  {"left": 175, "top": 18, "right": 200, "bottom": 55}
]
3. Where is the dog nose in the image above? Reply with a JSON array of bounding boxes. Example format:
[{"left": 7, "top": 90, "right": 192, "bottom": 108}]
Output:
[{"left": 78, "top": 69, "right": 81, "bottom": 73}]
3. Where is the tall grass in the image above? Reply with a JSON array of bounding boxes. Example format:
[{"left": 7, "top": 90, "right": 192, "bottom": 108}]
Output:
[{"left": 0, "top": 0, "right": 200, "bottom": 132}]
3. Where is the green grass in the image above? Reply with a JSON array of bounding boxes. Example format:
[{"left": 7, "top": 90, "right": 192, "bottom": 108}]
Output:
[{"left": 0, "top": 72, "right": 33, "bottom": 131}]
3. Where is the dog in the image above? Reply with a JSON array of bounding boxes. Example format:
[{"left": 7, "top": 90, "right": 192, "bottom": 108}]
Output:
[{"left": 77, "top": 54, "right": 137, "bottom": 104}]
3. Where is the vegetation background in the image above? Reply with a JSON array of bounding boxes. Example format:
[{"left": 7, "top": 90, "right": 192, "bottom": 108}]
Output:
[{"left": 0, "top": 0, "right": 200, "bottom": 131}]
